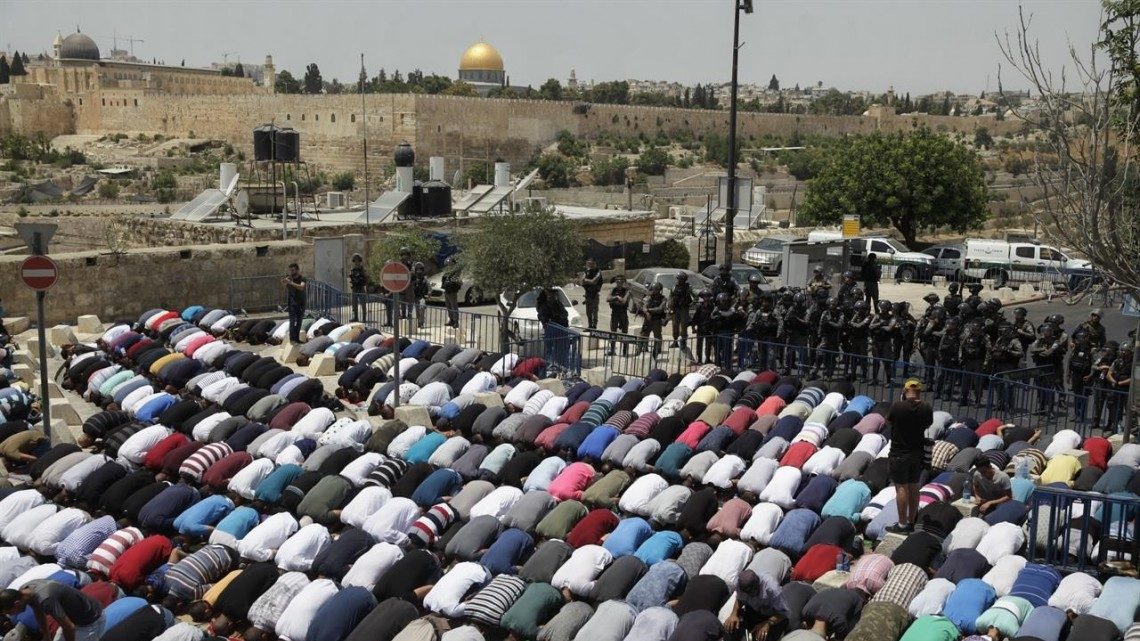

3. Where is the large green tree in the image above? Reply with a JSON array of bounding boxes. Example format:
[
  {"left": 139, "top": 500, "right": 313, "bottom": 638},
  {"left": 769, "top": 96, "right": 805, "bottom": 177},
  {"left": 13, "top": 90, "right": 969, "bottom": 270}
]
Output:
[
  {"left": 798, "top": 127, "right": 989, "bottom": 246},
  {"left": 303, "top": 63, "right": 323, "bottom": 94},
  {"left": 275, "top": 70, "right": 301, "bottom": 94},
  {"left": 9, "top": 51, "right": 26, "bottom": 77},
  {"left": 539, "top": 78, "right": 563, "bottom": 101},
  {"left": 0, "top": 56, "right": 9, "bottom": 84}
]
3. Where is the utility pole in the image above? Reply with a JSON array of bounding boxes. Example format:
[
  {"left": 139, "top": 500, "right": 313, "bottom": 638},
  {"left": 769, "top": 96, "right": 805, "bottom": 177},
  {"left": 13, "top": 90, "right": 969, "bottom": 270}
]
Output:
[
  {"left": 360, "top": 53, "right": 371, "bottom": 224},
  {"left": 724, "top": 0, "right": 752, "bottom": 265}
]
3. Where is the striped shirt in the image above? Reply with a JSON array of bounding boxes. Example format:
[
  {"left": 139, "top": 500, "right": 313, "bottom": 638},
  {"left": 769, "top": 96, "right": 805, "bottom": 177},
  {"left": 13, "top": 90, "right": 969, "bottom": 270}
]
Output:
[
  {"left": 407, "top": 503, "right": 458, "bottom": 547},
  {"left": 88, "top": 526, "right": 145, "bottom": 576},
  {"left": 870, "top": 562, "right": 929, "bottom": 610},
  {"left": 165, "top": 544, "right": 238, "bottom": 601},
  {"left": 464, "top": 574, "right": 527, "bottom": 627},
  {"left": 55, "top": 514, "right": 118, "bottom": 569},
  {"left": 179, "top": 443, "right": 233, "bottom": 481},
  {"left": 246, "top": 572, "right": 310, "bottom": 633},
  {"left": 365, "top": 458, "right": 408, "bottom": 488}
]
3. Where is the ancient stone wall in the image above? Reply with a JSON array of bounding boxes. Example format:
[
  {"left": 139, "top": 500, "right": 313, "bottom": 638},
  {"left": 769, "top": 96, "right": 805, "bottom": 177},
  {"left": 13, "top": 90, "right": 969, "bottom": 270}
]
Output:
[
  {"left": 0, "top": 85, "right": 75, "bottom": 138},
  {"left": 0, "top": 240, "right": 312, "bottom": 325}
]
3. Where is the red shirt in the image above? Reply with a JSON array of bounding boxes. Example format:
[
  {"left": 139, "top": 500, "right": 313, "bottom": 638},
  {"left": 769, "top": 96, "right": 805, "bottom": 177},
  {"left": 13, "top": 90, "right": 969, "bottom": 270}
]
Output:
[
  {"left": 780, "top": 441, "right": 818, "bottom": 469},
  {"left": 723, "top": 407, "right": 756, "bottom": 435},
  {"left": 566, "top": 509, "right": 620, "bottom": 548},
  {"left": 791, "top": 544, "right": 844, "bottom": 582},
  {"left": 752, "top": 371, "right": 781, "bottom": 385},
  {"left": 557, "top": 401, "right": 590, "bottom": 425},
  {"left": 676, "top": 421, "right": 712, "bottom": 449},
  {"left": 756, "top": 396, "right": 787, "bottom": 417},
  {"left": 512, "top": 357, "right": 545, "bottom": 379},
  {"left": 109, "top": 534, "right": 173, "bottom": 589},
  {"left": 534, "top": 423, "right": 571, "bottom": 451},
  {"left": 201, "top": 451, "right": 253, "bottom": 490},
  {"left": 1083, "top": 437, "right": 1112, "bottom": 470},
  {"left": 976, "top": 418, "right": 1004, "bottom": 437},
  {"left": 184, "top": 334, "right": 216, "bottom": 358},
  {"left": 143, "top": 433, "right": 189, "bottom": 471},
  {"left": 125, "top": 339, "right": 157, "bottom": 362},
  {"left": 161, "top": 441, "right": 205, "bottom": 477},
  {"left": 269, "top": 402, "right": 311, "bottom": 431}
]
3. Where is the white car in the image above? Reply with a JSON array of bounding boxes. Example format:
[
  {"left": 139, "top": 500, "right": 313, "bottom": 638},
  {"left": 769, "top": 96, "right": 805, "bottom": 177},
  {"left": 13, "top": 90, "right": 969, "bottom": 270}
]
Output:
[{"left": 502, "top": 286, "right": 582, "bottom": 341}]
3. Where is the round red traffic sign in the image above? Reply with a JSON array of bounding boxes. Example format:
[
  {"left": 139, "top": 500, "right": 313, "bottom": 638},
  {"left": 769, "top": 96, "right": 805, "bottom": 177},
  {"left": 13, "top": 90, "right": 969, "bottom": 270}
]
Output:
[
  {"left": 380, "top": 260, "right": 411, "bottom": 293},
  {"left": 20, "top": 255, "right": 58, "bottom": 291}
]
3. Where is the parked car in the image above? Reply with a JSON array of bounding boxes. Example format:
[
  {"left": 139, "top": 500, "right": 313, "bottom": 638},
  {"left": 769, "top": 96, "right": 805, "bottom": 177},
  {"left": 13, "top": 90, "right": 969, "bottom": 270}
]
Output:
[
  {"left": 962, "top": 239, "right": 1093, "bottom": 287},
  {"left": 922, "top": 243, "right": 966, "bottom": 280},
  {"left": 742, "top": 235, "right": 803, "bottom": 275},
  {"left": 847, "top": 236, "right": 935, "bottom": 283},
  {"left": 502, "top": 286, "right": 583, "bottom": 340},
  {"left": 627, "top": 268, "right": 712, "bottom": 306},
  {"left": 426, "top": 272, "right": 490, "bottom": 305},
  {"left": 699, "top": 263, "right": 771, "bottom": 289}
]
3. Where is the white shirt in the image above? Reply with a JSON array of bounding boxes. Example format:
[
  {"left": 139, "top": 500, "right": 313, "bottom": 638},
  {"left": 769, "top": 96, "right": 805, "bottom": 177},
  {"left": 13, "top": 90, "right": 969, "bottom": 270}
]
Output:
[
  {"left": 274, "top": 578, "right": 339, "bottom": 641},
  {"left": 101, "top": 324, "right": 130, "bottom": 344},
  {"left": 292, "top": 407, "right": 335, "bottom": 437},
  {"left": 740, "top": 502, "right": 784, "bottom": 545},
  {"left": 945, "top": 518, "right": 990, "bottom": 552},
  {"left": 201, "top": 377, "right": 242, "bottom": 405},
  {"left": 792, "top": 423, "right": 828, "bottom": 448},
  {"left": 976, "top": 522, "right": 1026, "bottom": 565},
  {"left": 387, "top": 425, "right": 428, "bottom": 459},
  {"left": 328, "top": 323, "right": 362, "bottom": 343},
  {"left": 1047, "top": 571, "right": 1102, "bottom": 614},
  {"left": 522, "top": 457, "right": 567, "bottom": 493},
  {"left": 270, "top": 321, "right": 289, "bottom": 342},
  {"left": 228, "top": 458, "right": 276, "bottom": 500},
  {"left": 209, "top": 315, "right": 238, "bottom": 334},
  {"left": 58, "top": 454, "right": 111, "bottom": 492},
  {"left": 679, "top": 372, "right": 708, "bottom": 390},
  {"left": 387, "top": 357, "right": 420, "bottom": 382},
  {"left": 982, "top": 555, "right": 1027, "bottom": 598},
  {"left": 116, "top": 424, "right": 172, "bottom": 469},
  {"left": 154, "top": 622, "right": 205, "bottom": 641},
  {"left": 384, "top": 383, "right": 421, "bottom": 408},
  {"left": 649, "top": 486, "right": 691, "bottom": 525},
  {"left": 861, "top": 486, "right": 897, "bottom": 523},
  {"left": 275, "top": 523, "right": 331, "bottom": 572},
  {"left": 122, "top": 385, "right": 157, "bottom": 416},
  {"left": 758, "top": 466, "right": 802, "bottom": 510},
  {"left": 340, "top": 486, "right": 392, "bottom": 529},
  {"left": 503, "top": 381, "right": 539, "bottom": 409},
  {"left": 908, "top": 578, "right": 956, "bottom": 617},
  {"left": 737, "top": 458, "right": 779, "bottom": 496},
  {"left": 193, "top": 412, "right": 233, "bottom": 442},
  {"left": 239, "top": 512, "right": 299, "bottom": 562},
  {"left": 801, "top": 446, "right": 846, "bottom": 476},
  {"left": 2, "top": 503, "right": 58, "bottom": 550},
  {"left": 26, "top": 507, "right": 91, "bottom": 557},
  {"left": 319, "top": 419, "right": 372, "bottom": 449},
  {"left": 1044, "top": 429, "right": 1083, "bottom": 459},
  {"left": 551, "top": 545, "right": 612, "bottom": 598},
  {"left": 409, "top": 382, "right": 453, "bottom": 412},
  {"left": 428, "top": 437, "right": 471, "bottom": 468},
  {"left": 619, "top": 474, "right": 669, "bottom": 517},
  {"left": 257, "top": 431, "right": 304, "bottom": 461},
  {"left": 656, "top": 398, "right": 686, "bottom": 418},
  {"left": 522, "top": 390, "right": 554, "bottom": 417},
  {"left": 489, "top": 354, "right": 519, "bottom": 378},
  {"left": 362, "top": 496, "right": 420, "bottom": 545},
  {"left": 469, "top": 486, "right": 523, "bottom": 521},
  {"left": 341, "top": 542, "right": 404, "bottom": 590},
  {"left": 187, "top": 372, "right": 225, "bottom": 394},
  {"left": 853, "top": 434, "right": 887, "bottom": 457},
  {"left": 424, "top": 562, "right": 490, "bottom": 618},
  {"left": 538, "top": 396, "right": 569, "bottom": 421},
  {"left": 821, "top": 392, "right": 848, "bottom": 414},
  {"left": 699, "top": 539, "right": 753, "bottom": 590},
  {"left": 8, "top": 562, "right": 63, "bottom": 590},
  {"left": 339, "top": 452, "right": 386, "bottom": 487},
  {"left": 702, "top": 454, "right": 747, "bottom": 489},
  {"left": 460, "top": 372, "right": 498, "bottom": 396},
  {"left": 632, "top": 395, "right": 663, "bottom": 417},
  {"left": 274, "top": 445, "right": 306, "bottom": 467},
  {"left": 175, "top": 330, "right": 208, "bottom": 353},
  {"left": 307, "top": 318, "right": 334, "bottom": 336}
]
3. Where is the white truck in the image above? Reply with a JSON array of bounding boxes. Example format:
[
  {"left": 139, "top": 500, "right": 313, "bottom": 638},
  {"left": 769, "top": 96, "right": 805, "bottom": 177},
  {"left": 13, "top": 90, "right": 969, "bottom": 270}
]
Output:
[
  {"left": 962, "top": 239, "right": 1093, "bottom": 287},
  {"left": 806, "top": 230, "right": 936, "bottom": 282}
]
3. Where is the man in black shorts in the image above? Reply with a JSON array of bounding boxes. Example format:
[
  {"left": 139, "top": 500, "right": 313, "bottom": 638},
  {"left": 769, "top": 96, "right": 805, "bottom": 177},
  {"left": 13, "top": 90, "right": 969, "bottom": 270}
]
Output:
[{"left": 885, "top": 378, "right": 933, "bottom": 533}]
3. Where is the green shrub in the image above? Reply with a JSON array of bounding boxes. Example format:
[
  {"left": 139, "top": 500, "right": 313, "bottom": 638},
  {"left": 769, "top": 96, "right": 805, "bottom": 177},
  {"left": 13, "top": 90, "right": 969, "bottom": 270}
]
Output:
[
  {"left": 332, "top": 172, "right": 355, "bottom": 191},
  {"left": 98, "top": 181, "right": 120, "bottom": 199}
]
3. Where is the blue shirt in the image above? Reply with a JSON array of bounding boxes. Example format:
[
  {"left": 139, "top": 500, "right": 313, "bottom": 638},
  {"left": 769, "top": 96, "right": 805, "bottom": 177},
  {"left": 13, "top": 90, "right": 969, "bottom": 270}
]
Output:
[
  {"left": 410, "top": 468, "right": 463, "bottom": 508},
  {"left": 254, "top": 464, "right": 303, "bottom": 504},
  {"left": 56, "top": 515, "right": 118, "bottom": 569},
  {"left": 1009, "top": 564, "right": 1062, "bottom": 608},
  {"left": 846, "top": 396, "right": 875, "bottom": 416},
  {"left": 305, "top": 586, "right": 378, "bottom": 641},
  {"left": 768, "top": 416, "right": 804, "bottom": 443},
  {"left": 577, "top": 425, "right": 620, "bottom": 461},
  {"left": 942, "top": 578, "right": 996, "bottom": 634},
  {"left": 138, "top": 483, "right": 200, "bottom": 532},
  {"left": 402, "top": 340, "right": 431, "bottom": 359},
  {"left": 627, "top": 561, "right": 687, "bottom": 613},
  {"left": 654, "top": 443, "right": 692, "bottom": 481},
  {"left": 603, "top": 518, "right": 655, "bottom": 558},
  {"left": 135, "top": 394, "right": 178, "bottom": 424},
  {"left": 14, "top": 571, "right": 85, "bottom": 631},
  {"left": 634, "top": 530, "right": 684, "bottom": 566},
  {"left": 173, "top": 494, "right": 235, "bottom": 537},
  {"left": 768, "top": 509, "right": 821, "bottom": 559},
  {"left": 479, "top": 528, "right": 534, "bottom": 575},
  {"left": 213, "top": 505, "right": 261, "bottom": 541},
  {"left": 820, "top": 480, "right": 872, "bottom": 523},
  {"left": 181, "top": 306, "right": 205, "bottom": 322},
  {"left": 102, "top": 597, "right": 149, "bottom": 632},
  {"left": 404, "top": 432, "right": 448, "bottom": 464}
]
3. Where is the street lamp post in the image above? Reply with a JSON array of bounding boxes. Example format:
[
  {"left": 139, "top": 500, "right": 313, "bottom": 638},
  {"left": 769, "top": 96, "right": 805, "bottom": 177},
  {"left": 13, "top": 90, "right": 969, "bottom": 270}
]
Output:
[{"left": 724, "top": 0, "right": 752, "bottom": 266}]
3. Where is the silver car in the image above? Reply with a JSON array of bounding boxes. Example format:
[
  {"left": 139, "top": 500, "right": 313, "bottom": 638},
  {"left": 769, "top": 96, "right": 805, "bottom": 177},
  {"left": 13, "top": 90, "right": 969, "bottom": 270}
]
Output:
[
  {"left": 742, "top": 235, "right": 803, "bottom": 275},
  {"left": 922, "top": 243, "right": 966, "bottom": 280}
]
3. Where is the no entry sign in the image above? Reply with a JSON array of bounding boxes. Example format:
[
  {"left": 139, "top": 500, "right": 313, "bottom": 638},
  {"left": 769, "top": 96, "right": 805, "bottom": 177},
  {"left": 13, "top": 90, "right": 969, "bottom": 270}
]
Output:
[
  {"left": 20, "top": 255, "right": 58, "bottom": 291},
  {"left": 380, "top": 260, "right": 411, "bottom": 293}
]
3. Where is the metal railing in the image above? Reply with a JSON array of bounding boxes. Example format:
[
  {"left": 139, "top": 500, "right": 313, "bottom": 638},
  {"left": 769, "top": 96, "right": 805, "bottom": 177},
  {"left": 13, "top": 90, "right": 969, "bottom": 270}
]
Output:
[
  {"left": 1026, "top": 485, "right": 1140, "bottom": 574},
  {"left": 228, "top": 276, "right": 285, "bottom": 313}
]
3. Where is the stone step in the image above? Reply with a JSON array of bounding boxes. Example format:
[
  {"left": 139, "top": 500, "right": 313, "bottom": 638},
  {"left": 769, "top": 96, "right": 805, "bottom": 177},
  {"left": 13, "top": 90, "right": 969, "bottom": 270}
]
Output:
[{"left": 3, "top": 317, "right": 29, "bottom": 334}]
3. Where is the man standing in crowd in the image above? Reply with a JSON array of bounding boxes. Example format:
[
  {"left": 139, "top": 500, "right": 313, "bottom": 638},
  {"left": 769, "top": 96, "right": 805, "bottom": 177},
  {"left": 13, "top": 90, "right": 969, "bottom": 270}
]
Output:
[
  {"left": 282, "top": 262, "right": 307, "bottom": 344},
  {"left": 580, "top": 258, "right": 603, "bottom": 330},
  {"left": 669, "top": 272, "right": 694, "bottom": 350},
  {"left": 348, "top": 253, "right": 369, "bottom": 324},
  {"left": 885, "top": 379, "right": 933, "bottom": 533},
  {"left": 861, "top": 253, "right": 881, "bottom": 309},
  {"left": 537, "top": 285, "right": 570, "bottom": 367},
  {"left": 1, "top": 580, "right": 106, "bottom": 641},
  {"left": 605, "top": 275, "right": 630, "bottom": 356},
  {"left": 441, "top": 256, "right": 463, "bottom": 328}
]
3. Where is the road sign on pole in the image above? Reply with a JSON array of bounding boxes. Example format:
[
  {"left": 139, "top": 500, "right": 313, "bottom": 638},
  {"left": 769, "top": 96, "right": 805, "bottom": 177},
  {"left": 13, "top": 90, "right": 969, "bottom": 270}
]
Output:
[
  {"left": 20, "top": 255, "right": 59, "bottom": 291},
  {"left": 15, "top": 223, "right": 58, "bottom": 444},
  {"left": 381, "top": 261, "right": 411, "bottom": 408}
]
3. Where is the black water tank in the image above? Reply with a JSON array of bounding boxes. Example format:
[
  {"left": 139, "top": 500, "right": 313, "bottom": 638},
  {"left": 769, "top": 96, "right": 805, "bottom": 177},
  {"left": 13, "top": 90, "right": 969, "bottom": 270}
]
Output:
[
  {"left": 400, "top": 181, "right": 423, "bottom": 218},
  {"left": 394, "top": 141, "right": 415, "bottom": 167},
  {"left": 421, "top": 180, "right": 452, "bottom": 217},
  {"left": 274, "top": 128, "right": 300, "bottom": 162},
  {"left": 253, "top": 124, "right": 276, "bottom": 161}
]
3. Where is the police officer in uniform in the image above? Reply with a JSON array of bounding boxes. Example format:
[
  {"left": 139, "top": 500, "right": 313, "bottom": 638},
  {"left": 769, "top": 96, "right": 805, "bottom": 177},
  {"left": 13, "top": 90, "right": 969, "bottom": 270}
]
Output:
[
  {"left": 1090, "top": 340, "right": 1120, "bottom": 430},
  {"left": 944, "top": 282, "right": 964, "bottom": 317},
  {"left": 1068, "top": 330, "right": 1096, "bottom": 423},
  {"left": 991, "top": 322, "right": 1025, "bottom": 410},
  {"left": 916, "top": 306, "right": 945, "bottom": 381},
  {"left": 1012, "top": 307, "right": 1036, "bottom": 359},
  {"left": 605, "top": 275, "right": 631, "bottom": 356},
  {"left": 773, "top": 290, "right": 795, "bottom": 370},
  {"left": 711, "top": 263, "right": 740, "bottom": 301},
  {"left": 748, "top": 293, "right": 781, "bottom": 370},
  {"left": 807, "top": 266, "right": 831, "bottom": 297},
  {"left": 869, "top": 300, "right": 896, "bottom": 384},
  {"left": 1074, "top": 309, "right": 1107, "bottom": 350},
  {"left": 692, "top": 289, "right": 716, "bottom": 364},
  {"left": 782, "top": 291, "right": 811, "bottom": 373},
  {"left": 711, "top": 292, "right": 742, "bottom": 368},
  {"left": 1030, "top": 324, "right": 1066, "bottom": 415},
  {"left": 844, "top": 300, "right": 872, "bottom": 380},
  {"left": 739, "top": 274, "right": 766, "bottom": 310},
  {"left": 964, "top": 283, "right": 985, "bottom": 311},
  {"left": 959, "top": 319, "right": 992, "bottom": 406},
  {"left": 815, "top": 297, "right": 845, "bottom": 378},
  {"left": 806, "top": 288, "right": 829, "bottom": 372},
  {"left": 1105, "top": 342, "right": 1134, "bottom": 433},
  {"left": 837, "top": 271, "right": 863, "bottom": 307},
  {"left": 935, "top": 316, "right": 963, "bottom": 399},
  {"left": 440, "top": 256, "right": 463, "bottom": 328},
  {"left": 580, "top": 258, "right": 603, "bottom": 330},
  {"left": 669, "top": 272, "right": 695, "bottom": 349},
  {"left": 892, "top": 301, "right": 917, "bottom": 379},
  {"left": 638, "top": 282, "right": 668, "bottom": 358}
]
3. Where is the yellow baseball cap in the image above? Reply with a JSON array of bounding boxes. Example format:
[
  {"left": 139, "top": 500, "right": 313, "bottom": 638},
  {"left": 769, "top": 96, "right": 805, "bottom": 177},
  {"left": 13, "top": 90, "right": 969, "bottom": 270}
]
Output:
[{"left": 903, "top": 378, "right": 924, "bottom": 391}]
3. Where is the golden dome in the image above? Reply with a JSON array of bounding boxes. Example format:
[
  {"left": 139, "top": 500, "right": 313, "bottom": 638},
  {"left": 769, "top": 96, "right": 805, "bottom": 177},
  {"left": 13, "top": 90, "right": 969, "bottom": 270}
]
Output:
[{"left": 459, "top": 40, "right": 504, "bottom": 71}]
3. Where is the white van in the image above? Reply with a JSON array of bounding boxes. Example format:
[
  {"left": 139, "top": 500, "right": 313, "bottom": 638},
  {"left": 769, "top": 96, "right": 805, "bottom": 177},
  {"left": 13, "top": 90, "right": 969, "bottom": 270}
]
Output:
[{"left": 962, "top": 239, "right": 1093, "bottom": 287}]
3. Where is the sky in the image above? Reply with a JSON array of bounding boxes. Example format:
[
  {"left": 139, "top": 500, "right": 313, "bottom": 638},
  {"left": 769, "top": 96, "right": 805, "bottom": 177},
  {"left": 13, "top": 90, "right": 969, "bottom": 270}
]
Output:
[{"left": 0, "top": 0, "right": 1106, "bottom": 95}]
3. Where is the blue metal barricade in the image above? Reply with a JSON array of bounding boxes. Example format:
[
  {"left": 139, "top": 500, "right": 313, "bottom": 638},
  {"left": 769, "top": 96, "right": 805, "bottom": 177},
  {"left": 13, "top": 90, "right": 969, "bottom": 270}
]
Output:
[{"left": 1026, "top": 485, "right": 1140, "bottom": 574}]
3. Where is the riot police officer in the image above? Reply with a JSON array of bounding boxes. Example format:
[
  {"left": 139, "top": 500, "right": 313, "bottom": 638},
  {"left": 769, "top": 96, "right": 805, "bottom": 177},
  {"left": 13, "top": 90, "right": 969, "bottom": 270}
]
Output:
[
  {"left": 1012, "top": 307, "right": 1036, "bottom": 357},
  {"left": 1074, "top": 309, "right": 1107, "bottom": 350},
  {"left": 692, "top": 289, "right": 716, "bottom": 364},
  {"left": 807, "top": 288, "right": 829, "bottom": 372},
  {"left": 1068, "top": 330, "right": 1095, "bottom": 423},
  {"left": 638, "top": 282, "right": 668, "bottom": 357},
  {"left": 935, "top": 316, "right": 963, "bottom": 399},
  {"left": 773, "top": 289, "right": 796, "bottom": 370},
  {"left": 739, "top": 273, "right": 766, "bottom": 310},
  {"left": 916, "top": 306, "right": 945, "bottom": 381},
  {"left": 844, "top": 300, "right": 872, "bottom": 380},
  {"left": 944, "top": 282, "right": 964, "bottom": 317},
  {"left": 782, "top": 291, "right": 811, "bottom": 373},
  {"left": 991, "top": 322, "right": 1024, "bottom": 410},
  {"left": 869, "top": 300, "right": 896, "bottom": 384},
  {"left": 921, "top": 293, "right": 941, "bottom": 318},
  {"left": 605, "top": 275, "right": 631, "bottom": 356},
  {"left": 807, "top": 266, "right": 831, "bottom": 297},
  {"left": 580, "top": 258, "right": 603, "bottom": 330},
  {"left": 1030, "top": 324, "right": 1066, "bottom": 415},
  {"left": 836, "top": 271, "right": 863, "bottom": 307},
  {"left": 815, "top": 297, "right": 845, "bottom": 378},
  {"left": 1090, "top": 340, "right": 1120, "bottom": 430},
  {"left": 1105, "top": 342, "right": 1133, "bottom": 432},
  {"left": 669, "top": 272, "right": 695, "bottom": 349},
  {"left": 747, "top": 293, "right": 781, "bottom": 370},
  {"left": 892, "top": 301, "right": 917, "bottom": 379},
  {"left": 711, "top": 263, "right": 740, "bottom": 300},
  {"left": 711, "top": 292, "right": 742, "bottom": 368},
  {"left": 959, "top": 318, "right": 992, "bottom": 406},
  {"left": 964, "top": 283, "right": 984, "bottom": 311}
]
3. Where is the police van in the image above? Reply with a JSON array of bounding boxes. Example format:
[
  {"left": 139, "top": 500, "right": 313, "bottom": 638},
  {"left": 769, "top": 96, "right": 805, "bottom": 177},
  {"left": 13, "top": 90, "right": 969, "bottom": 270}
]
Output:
[
  {"left": 962, "top": 239, "right": 1093, "bottom": 287},
  {"left": 806, "top": 230, "right": 935, "bottom": 282}
]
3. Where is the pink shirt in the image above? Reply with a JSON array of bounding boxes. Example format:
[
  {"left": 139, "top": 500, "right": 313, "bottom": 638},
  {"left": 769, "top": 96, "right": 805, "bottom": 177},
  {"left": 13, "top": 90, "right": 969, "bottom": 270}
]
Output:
[
  {"left": 706, "top": 498, "right": 753, "bottom": 538},
  {"left": 854, "top": 414, "right": 886, "bottom": 435},
  {"left": 184, "top": 334, "right": 216, "bottom": 358},
  {"left": 723, "top": 408, "right": 756, "bottom": 435},
  {"left": 534, "top": 423, "right": 571, "bottom": 451},
  {"left": 675, "top": 421, "right": 712, "bottom": 449},
  {"left": 548, "top": 462, "right": 596, "bottom": 502},
  {"left": 756, "top": 396, "right": 787, "bottom": 417}
]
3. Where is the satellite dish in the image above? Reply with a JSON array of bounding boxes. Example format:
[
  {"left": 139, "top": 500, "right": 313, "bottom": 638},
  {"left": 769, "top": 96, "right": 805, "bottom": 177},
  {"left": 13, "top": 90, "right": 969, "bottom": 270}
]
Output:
[{"left": 233, "top": 190, "right": 249, "bottom": 216}]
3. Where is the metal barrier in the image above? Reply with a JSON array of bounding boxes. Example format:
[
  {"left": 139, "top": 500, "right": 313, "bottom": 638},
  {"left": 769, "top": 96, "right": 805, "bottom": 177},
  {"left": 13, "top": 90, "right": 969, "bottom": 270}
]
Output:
[
  {"left": 228, "top": 276, "right": 285, "bottom": 313},
  {"left": 1026, "top": 485, "right": 1140, "bottom": 574}
]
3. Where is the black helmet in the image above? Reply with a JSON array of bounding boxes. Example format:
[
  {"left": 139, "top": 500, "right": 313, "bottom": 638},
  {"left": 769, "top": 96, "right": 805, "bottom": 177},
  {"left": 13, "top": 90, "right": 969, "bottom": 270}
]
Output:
[
  {"left": 793, "top": 292, "right": 808, "bottom": 305},
  {"left": 989, "top": 298, "right": 1002, "bottom": 308},
  {"left": 676, "top": 272, "right": 688, "bottom": 282},
  {"left": 1013, "top": 307, "right": 1027, "bottom": 317},
  {"left": 923, "top": 293, "right": 940, "bottom": 304},
  {"left": 698, "top": 288, "right": 712, "bottom": 299},
  {"left": 878, "top": 300, "right": 893, "bottom": 312},
  {"left": 946, "top": 316, "right": 961, "bottom": 329},
  {"left": 854, "top": 300, "right": 868, "bottom": 311},
  {"left": 892, "top": 301, "right": 907, "bottom": 312},
  {"left": 782, "top": 291, "right": 795, "bottom": 303},
  {"left": 1047, "top": 314, "right": 1064, "bottom": 326},
  {"left": 1041, "top": 324, "right": 1056, "bottom": 338},
  {"left": 1106, "top": 340, "right": 1121, "bottom": 350},
  {"left": 948, "top": 282, "right": 961, "bottom": 293},
  {"left": 650, "top": 282, "right": 664, "bottom": 293},
  {"left": 748, "top": 274, "right": 763, "bottom": 285},
  {"left": 931, "top": 307, "right": 947, "bottom": 320},
  {"left": 829, "top": 297, "right": 841, "bottom": 307},
  {"left": 968, "top": 283, "right": 984, "bottom": 294},
  {"left": 719, "top": 263, "right": 731, "bottom": 273},
  {"left": 716, "top": 292, "right": 732, "bottom": 304},
  {"left": 412, "top": 261, "right": 425, "bottom": 271},
  {"left": 843, "top": 270, "right": 855, "bottom": 280}
]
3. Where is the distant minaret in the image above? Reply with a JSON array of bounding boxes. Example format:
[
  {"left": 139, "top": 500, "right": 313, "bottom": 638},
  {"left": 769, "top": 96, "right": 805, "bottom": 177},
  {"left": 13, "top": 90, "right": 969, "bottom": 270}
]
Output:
[
  {"left": 568, "top": 68, "right": 578, "bottom": 91},
  {"left": 264, "top": 54, "right": 276, "bottom": 94},
  {"left": 887, "top": 85, "right": 895, "bottom": 107},
  {"left": 52, "top": 32, "right": 62, "bottom": 61}
]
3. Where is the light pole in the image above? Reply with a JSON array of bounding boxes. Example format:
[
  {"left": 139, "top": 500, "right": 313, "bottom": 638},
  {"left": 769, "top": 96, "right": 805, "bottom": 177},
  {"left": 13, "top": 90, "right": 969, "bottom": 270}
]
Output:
[{"left": 724, "top": 0, "right": 752, "bottom": 266}]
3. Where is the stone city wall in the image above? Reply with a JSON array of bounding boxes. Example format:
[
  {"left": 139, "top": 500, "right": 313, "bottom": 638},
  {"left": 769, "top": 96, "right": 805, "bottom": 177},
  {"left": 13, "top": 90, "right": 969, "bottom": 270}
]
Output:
[
  {"left": 0, "top": 85, "right": 75, "bottom": 139},
  {"left": 0, "top": 240, "right": 312, "bottom": 326}
]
